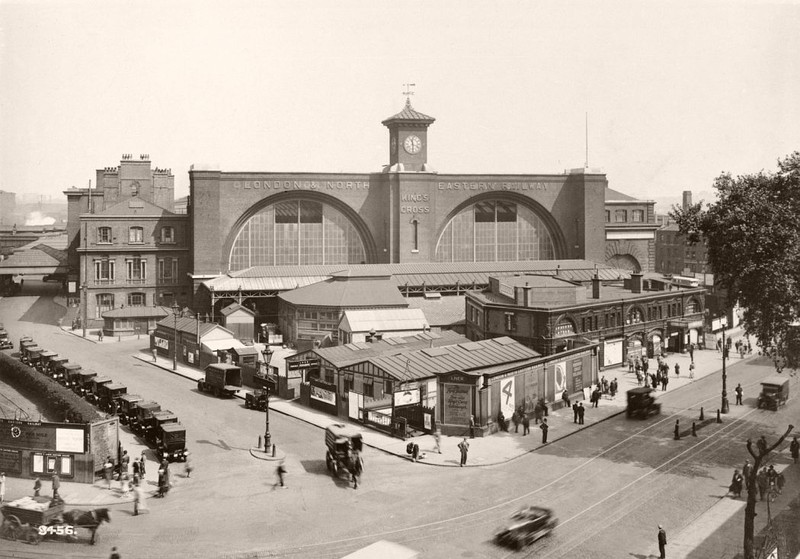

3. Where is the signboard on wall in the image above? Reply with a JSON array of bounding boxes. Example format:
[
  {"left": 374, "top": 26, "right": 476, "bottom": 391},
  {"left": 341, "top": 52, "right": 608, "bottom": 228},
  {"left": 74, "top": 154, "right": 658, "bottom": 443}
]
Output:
[
  {"left": 572, "top": 359, "right": 584, "bottom": 392},
  {"left": 310, "top": 384, "right": 336, "bottom": 406},
  {"left": 553, "top": 361, "right": 567, "bottom": 393},
  {"left": 289, "top": 359, "right": 320, "bottom": 371},
  {"left": 0, "top": 448, "right": 22, "bottom": 474},
  {"left": 393, "top": 388, "right": 420, "bottom": 407},
  {"left": 499, "top": 377, "right": 515, "bottom": 418},
  {"left": 443, "top": 384, "right": 471, "bottom": 425},
  {"left": 154, "top": 336, "right": 169, "bottom": 350},
  {"left": 604, "top": 339, "right": 624, "bottom": 367},
  {"left": 0, "top": 420, "right": 86, "bottom": 452}
]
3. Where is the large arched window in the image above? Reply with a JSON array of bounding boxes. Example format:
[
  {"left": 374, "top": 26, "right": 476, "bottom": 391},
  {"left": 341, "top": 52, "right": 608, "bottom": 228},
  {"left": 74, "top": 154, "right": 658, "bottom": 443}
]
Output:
[
  {"left": 435, "top": 200, "right": 555, "bottom": 262},
  {"left": 229, "top": 200, "right": 366, "bottom": 270}
]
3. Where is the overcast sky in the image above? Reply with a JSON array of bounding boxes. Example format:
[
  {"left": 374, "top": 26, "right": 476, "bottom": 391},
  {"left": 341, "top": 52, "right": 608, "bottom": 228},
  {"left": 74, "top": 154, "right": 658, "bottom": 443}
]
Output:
[{"left": 1, "top": 0, "right": 798, "bottom": 203}]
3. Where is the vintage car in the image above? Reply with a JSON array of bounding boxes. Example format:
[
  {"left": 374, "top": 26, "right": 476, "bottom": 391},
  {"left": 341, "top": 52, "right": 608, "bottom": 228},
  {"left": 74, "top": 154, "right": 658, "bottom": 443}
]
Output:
[
  {"left": 85, "top": 375, "right": 113, "bottom": 405},
  {"left": 144, "top": 411, "right": 178, "bottom": 445},
  {"left": 494, "top": 506, "right": 558, "bottom": 549},
  {"left": 0, "top": 328, "right": 12, "bottom": 350},
  {"left": 97, "top": 383, "right": 128, "bottom": 415},
  {"left": 26, "top": 348, "right": 44, "bottom": 369},
  {"left": 117, "top": 394, "right": 143, "bottom": 425},
  {"left": 244, "top": 388, "right": 270, "bottom": 411},
  {"left": 155, "top": 422, "right": 189, "bottom": 463},
  {"left": 130, "top": 401, "right": 161, "bottom": 436},
  {"left": 36, "top": 351, "right": 58, "bottom": 374},
  {"left": 18, "top": 338, "right": 35, "bottom": 361},
  {"left": 626, "top": 387, "right": 662, "bottom": 419},
  {"left": 48, "top": 357, "right": 70, "bottom": 384},
  {"left": 757, "top": 376, "right": 790, "bottom": 411}
]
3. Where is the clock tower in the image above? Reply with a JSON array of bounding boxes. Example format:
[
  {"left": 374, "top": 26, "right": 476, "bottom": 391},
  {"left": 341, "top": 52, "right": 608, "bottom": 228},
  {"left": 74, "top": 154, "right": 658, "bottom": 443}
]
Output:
[{"left": 382, "top": 99, "right": 435, "bottom": 172}]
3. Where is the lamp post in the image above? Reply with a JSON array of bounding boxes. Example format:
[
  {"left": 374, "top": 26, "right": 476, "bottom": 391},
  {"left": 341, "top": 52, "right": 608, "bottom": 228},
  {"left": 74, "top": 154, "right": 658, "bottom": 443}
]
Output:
[
  {"left": 719, "top": 310, "right": 730, "bottom": 414},
  {"left": 171, "top": 301, "right": 180, "bottom": 371},
  {"left": 81, "top": 282, "right": 87, "bottom": 338},
  {"left": 262, "top": 345, "right": 274, "bottom": 453}
]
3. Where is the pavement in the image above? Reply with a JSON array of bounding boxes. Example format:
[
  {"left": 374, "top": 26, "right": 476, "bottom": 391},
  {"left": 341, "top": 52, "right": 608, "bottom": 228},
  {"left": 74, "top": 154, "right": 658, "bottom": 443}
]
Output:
[{"left": 5, "top": 325, "right": 799, "bottom": 558}]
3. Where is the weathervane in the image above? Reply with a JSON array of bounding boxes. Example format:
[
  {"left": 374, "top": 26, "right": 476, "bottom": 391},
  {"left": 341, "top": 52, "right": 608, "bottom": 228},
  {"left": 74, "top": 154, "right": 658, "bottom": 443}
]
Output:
[{"left": 403, "top": 83, "right": 415, "bottom": 106}]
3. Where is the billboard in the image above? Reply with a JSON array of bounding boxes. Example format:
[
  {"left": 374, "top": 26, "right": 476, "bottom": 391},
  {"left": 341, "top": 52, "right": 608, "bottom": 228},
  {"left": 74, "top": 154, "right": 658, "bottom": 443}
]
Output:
[{"left": 0, "top": 420, "right": 87, "bottom": 453}]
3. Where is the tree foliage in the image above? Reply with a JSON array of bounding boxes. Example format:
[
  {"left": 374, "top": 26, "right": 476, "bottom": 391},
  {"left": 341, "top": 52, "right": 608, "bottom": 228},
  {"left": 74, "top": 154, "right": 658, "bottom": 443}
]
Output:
[{"left": 670, "top": 152, "right": 800, "bottom": 371}]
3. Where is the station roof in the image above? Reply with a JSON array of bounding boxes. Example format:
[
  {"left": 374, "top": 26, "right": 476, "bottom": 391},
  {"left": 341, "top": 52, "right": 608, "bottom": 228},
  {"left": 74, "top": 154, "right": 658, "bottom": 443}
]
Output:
[
  {"left": 155, "top": 314, "right": 234, "bottom": 338},
  {"left": 406, "top": 296, "right": 466, "bottom": 328},
  {"left": 339, "top": 308, "right": 428, "bottom": 333},
  {"left": 343, "top": 336, "right": 542, "bottom": 382},
  {"left": 103, "top": 306, "right": 172, "bottom": 319},
  {"left": 0, "top": 244, "right": 68, "bottom": 275},
  {"left": 278, "top": 274, "right": 408, "bottom": 308},
  {"left": 202, "top": 260, "right": 629, "bottom": 295}
]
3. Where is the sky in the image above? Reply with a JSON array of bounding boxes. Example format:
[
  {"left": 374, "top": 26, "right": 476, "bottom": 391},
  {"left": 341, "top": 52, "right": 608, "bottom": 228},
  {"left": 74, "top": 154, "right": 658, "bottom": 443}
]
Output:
[{"left": 1, "top": 0, "right": 799, "bottom": 205}]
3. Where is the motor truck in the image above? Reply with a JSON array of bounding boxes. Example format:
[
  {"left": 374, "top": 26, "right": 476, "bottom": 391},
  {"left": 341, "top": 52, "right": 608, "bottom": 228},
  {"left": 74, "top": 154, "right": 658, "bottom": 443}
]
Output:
[
  {"left": 23, "top": 347, "right": 42, "bottom": 367},
  {"left": 117, "top": 394, "right": 143, "bottom": 425},
  {"left": 757, "top": 376, "right": 790, "bottom": 411},
  {"left": 73, "top": 369, "right": 96, "bottom": 397},
  {"left": 85, "top": 376, "right": 113, "bottom": 405},
  {"left": 36, "top": 351, "right": 58, "bottom": 374},
  {"left": 198, "top": 364, "right": 242, "bottom": 398},
  {"left": 0, "top": 328, "right": 12, "bottom": 350},
  {"left": 144, "top": 411, "right": 178, "bottom": 446},
  {"left": 130, "top": 401, "right": 161, "bottom": 436},
  {"left": 155, "top": 422, "right": 189, "bottom": 463},
  {"left": 626, "top": 387, "right": 662, "bottom": 419},
  {"left": 49, "top": 357, "right": 70, "bottom": 384},
  {"left": 98, "top": 383, "right": 128, "bottom": 415}
]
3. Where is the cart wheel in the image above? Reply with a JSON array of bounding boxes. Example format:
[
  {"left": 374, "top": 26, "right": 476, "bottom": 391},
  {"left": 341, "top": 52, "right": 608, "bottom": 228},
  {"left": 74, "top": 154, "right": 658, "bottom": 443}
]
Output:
[{"left": 25, "top": 526, "right": 41, "bottom": 545}]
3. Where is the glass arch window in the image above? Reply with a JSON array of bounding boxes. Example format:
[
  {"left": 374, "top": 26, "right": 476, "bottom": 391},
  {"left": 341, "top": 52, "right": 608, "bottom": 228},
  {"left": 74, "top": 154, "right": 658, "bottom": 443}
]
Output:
[
  {"left": 435, "top": 200, "right": 555, "bottom": 262},
  {"left": 229, "top": 200, "right": 366, "bottom": 270}
]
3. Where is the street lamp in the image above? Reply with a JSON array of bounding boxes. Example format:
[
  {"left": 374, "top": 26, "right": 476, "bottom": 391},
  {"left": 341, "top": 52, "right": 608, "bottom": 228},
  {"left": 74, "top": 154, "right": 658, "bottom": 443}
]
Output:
[
  {"left": 171, "top": 301, "right": 180, "bottom": 371},
  {"left": 262, "top": 345, "right": 274, "bottom": 453},
  {"left": 719, "top": 310, "right": 730, "bottom": 414}
]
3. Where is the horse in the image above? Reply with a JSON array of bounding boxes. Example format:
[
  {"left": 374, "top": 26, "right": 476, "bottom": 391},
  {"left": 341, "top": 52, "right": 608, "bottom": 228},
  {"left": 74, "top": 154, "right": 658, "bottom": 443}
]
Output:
[{"left": 62, "top": 508, "right": 111, "bottom": 545}]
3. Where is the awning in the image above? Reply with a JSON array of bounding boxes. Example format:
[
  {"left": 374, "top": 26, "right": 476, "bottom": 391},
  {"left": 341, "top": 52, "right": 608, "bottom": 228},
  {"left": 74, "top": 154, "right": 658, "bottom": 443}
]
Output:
[{"left": 201, "top": 338, "right": 247, "bottom": 353}]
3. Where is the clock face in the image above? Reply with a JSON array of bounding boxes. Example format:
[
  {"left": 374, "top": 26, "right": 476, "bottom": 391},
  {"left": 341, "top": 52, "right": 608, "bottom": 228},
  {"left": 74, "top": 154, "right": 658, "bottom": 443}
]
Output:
[{"left": 403, "top": 135, "right": 422, "bottom": 155}]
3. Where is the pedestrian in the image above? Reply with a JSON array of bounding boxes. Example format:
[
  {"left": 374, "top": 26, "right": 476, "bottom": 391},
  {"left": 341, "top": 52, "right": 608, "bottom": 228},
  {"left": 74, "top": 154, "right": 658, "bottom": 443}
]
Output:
[
  {"left": 716, "top": 338, "right": 722, "bottom": 353},
  {"left": 688, "top": 362, "right": 695, "bottom": 380},
  {"left": 735, "top": 384, "right": 743, "bottom": 405},
  {"left": 497, "top": 410, "right": 507, "bottom": 432},
  {"left": 151, "top": 348, "right": 158, "bottom": 362},
  {"left": 121, "top": 473, "right": 130, "bottom": 497},
  {"left": 458, "top": 438, "right": 469, "bottom": 467},
  {"left": 662, "top": 375, "right": 669, "bottom": 391},
  {"left": 133, "top": 480, "right": 148, "bottom": 516},
  {"left": 540, "top": 418, "right": 549, "bottom": 444},
  {"left": 673, "top": 420, "right": 680, "bottom": 440},
  {"left": 651, "top": 373, "right": 658, "bottom": 390},
  {"left": 157, "top": 460, "right": 170, "bottom": 498},
  {"left": 411, "top": 443, "right": 420, "bottom": 462},
  {"left": 33, "top": 476, "right": 41, "bottom": 497},
  {"left": 132, "top": 458, "right": 140, "bottom": 478},
  {"left": 274, "top": 459, "right": 287, "bottom": 489},
  {"left": 98, "top": 329, "right": 103, "bottom": 342},
  {"left": 756, "top": 468, "right": 768, "bottom": 501},
  {"left": 728, "top": 469, "right": 743, "bottom": 498},
  {"left": 51, "top": 473, "right": 60, "bottom": 500},
  {"left": 561, "top": 389, "right": 571, "bottom": 408},
  {"left": 578, "top": 402, "right": 585, "bottom": 425},
  {"left": 469, "top": 415, "right": 475, "bottom": 439},
  {"left": 511, "top": 409, "right": 520, "bottom": 433},
  {"left": 0, "top": 472, "right": 5, "bottom": 503},
  {"left": 657, "top": 525, "right": 667, "bottom": 559},
  {"left": 184, "top": 456, "right": 193, "bottom": 478},
  {"left": 610, "top": 378, "right": 618, "bottom": 398},
  {"left": 572, "top": 402, "right": 579, "bottom": 423},
  {"left": 742, "top": 460, "right": 752, "bottom": 480},
  {"left": 688, "top": 343, "right": 694, "bottom": 361},
  {"left": 790, "top": 437, "right": 799, "bottom": 464},
  {"left": 757, "top": 435, "right": 768, "bottom": 457},
  {"left": 104, "top": 456, "right": 114, "bottom": 489},
  {"left": 601, "top": 377, "right": 609, "bottom": 394},
  {"left": 121, "top": 450, "right": 130, "bottom": 477},
  {"left": 674, "top": 363, "right": 680, "bottom": 377},
  {"left": 776, "top": 469, "right": 785, "bottom": 494},
  {"left": 109, "top": 547, "right": 121, "bottom": 559},
  {"left": 522, "top": 413, "right": 530, "bottom": 435},
  {"left": 433, "top": 427, "right": 442, "bottom": 454}
]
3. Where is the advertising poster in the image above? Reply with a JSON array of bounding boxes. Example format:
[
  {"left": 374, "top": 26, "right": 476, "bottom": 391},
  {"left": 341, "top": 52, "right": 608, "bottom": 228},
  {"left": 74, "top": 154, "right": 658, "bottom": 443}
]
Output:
[
  {"left": 310, "top": 384, "right": 336, "bottom": 406},
  {"left": 553, "top": 361, "right": 567, "bottom": 393},
  {"left": 499, "top": 377, "right": 515, "bottom": 418},
  {"left": 393, "top": 388, "right": 420, "bottom": 407},
  {"left": 443, "top": 384, "right": 471, "bottom": 425}
]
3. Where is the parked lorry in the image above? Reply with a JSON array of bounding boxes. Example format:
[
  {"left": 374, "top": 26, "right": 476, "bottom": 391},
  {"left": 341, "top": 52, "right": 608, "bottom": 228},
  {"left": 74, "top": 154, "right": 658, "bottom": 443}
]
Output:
[
  {"left": 757, "top": 376, "right": 790, "bottom": 411},
  {"left": 48, "top": 357, "right": 70, "bottom": 384},
  {"left": 144, "top": 411, "right": 178, "bottom": 446},
  {"left": 25, "top": 347, "right": 42, "bottom": 368},
  {"left": 36, "top": 351, "right": 58, "bottom": 374},
  {"left": 198, "top": 364, "right": 242, "bottom": 398},
  {"left": 117, "top": 394, "right": 143, "bottom": 425},
  {"left": 155, "top": 422, "right": 189, "bottom": 463}
]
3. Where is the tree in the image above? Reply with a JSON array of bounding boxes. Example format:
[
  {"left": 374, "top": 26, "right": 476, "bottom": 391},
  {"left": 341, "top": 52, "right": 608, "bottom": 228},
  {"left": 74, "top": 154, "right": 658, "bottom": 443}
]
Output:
[
  {"left": 742, "top": 425, "right": 794, "bottom": 559},
  {"left": 671, "top": 152, "right": 800, "bottom": 371}
]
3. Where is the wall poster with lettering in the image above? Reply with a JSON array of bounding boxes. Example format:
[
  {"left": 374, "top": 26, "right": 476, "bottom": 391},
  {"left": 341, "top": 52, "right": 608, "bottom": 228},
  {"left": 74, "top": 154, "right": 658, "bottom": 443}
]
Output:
[
  {"left": 0, "top": 448, "right": 22, "bottom": 474},
  {"left": 572, "top": 359, "right": 584, "bottom": 393},
  {"left": 524, "top": 368, "right": 539, "bottom": 413},
  {"left": 499, "top": 377, "right": 515, "bottom": 419},
  {"left": 553, "top": 361, "right": 567, "bottom": 394},
  {"left": 443, "top": 384, "right": 472, "bottom": 425}
]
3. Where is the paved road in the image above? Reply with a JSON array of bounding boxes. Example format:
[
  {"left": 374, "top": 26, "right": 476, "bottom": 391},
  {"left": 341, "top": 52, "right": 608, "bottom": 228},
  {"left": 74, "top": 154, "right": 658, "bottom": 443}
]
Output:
[{"left": 1, "top": 280, "right": 798, "bottom": 559}]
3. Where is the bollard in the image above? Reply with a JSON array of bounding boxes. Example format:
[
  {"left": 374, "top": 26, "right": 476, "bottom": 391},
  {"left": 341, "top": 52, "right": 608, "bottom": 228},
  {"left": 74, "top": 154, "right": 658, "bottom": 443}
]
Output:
[
  {"left": 674, "top": 420, "right": 681, "bottom": 440},
  {"left": 716, "top": 409, "right": 722, "bottom": 424},
  {"left": 272, "top": 445, "right": 276, "bottom": 458},
  {"left": 692, "top": 422, "right": 697, "bottom": 437},
  {"left": 258, "top": 435, "right": 262, "bottom": 449},
  {"left": 699, "top": 407, "right": 704, "bottom": 421}
]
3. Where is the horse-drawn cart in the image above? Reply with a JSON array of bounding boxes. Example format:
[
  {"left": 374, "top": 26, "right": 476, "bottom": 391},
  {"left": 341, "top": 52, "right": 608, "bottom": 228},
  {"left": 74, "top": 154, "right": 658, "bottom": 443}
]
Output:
[
  {"left": 0, "top": 497, "right": 65, "bottom": 545},
  {"left": 325, "top": 423, "right": 364, "bottom": 488},
  {"left": 0, "top": 496, "right": 110, "bottom": 545}
]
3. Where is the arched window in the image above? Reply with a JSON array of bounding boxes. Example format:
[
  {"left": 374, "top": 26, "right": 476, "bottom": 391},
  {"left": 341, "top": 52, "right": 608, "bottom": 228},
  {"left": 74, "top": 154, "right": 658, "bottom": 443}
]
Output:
[
  {"left": 95, "top": 293, "right": 114, "bottom": 318},
  {"left": 554, "top": 319, "right": 576, "bottom": 337},
  {"left": 435, "top": 200, "right": 555, "bottom": 262},
  {"left": 686, "top": 299, "right": 699, "bottom": 314},
  {"left": 628, "top": 308, "right": 644, "bottom": 324},
  {"left": 229, "top": 200, "right": 367, "bottom": 270}
]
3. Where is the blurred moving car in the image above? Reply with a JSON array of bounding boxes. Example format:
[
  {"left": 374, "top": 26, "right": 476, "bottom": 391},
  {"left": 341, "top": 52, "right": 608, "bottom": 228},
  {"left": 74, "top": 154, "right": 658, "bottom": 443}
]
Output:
[{"left": 494, "top": 506, "right": 557, "bottom": 549}]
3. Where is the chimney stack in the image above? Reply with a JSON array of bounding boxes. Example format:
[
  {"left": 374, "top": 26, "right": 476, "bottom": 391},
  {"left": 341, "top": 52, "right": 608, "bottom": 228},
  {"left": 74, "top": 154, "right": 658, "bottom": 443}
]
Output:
[
  {"left": 682, "top": 190, "right": 693, "bottom": 210},
  {"left": 523, "top": 282, "right": 532, "bottom": 307},
  {"left": 631, "top": 272, "right": 643, "bottom": 294},
  {"left": 592, "top": 274, "right": 601, "bottom": 299}
]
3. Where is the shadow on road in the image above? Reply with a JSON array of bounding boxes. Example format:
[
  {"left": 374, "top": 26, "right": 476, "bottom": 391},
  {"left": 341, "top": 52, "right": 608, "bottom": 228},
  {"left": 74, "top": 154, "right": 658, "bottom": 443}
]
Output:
[{"left": 17, "top": 292, "right": 67, "bottom": 326}]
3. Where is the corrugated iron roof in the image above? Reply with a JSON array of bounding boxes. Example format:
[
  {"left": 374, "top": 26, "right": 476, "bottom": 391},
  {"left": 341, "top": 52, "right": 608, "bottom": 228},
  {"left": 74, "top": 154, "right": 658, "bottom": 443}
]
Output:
[
  {"left": 357, "top": 336, "right": 541, "bottom": 382},
  {"left": 103, "top": 306, "right": 172, "bottom": 319},
  {"left": 155, "top": 315, "right": 234, "bottom": 337},
  {"left": 293, "top": 330, "right": 467, "bottom": 368},
  {"left": 340, "top": 308, "right": 427, "bottom": 332},
  {"left": 279, "top": 276, "right": 408, "bottom": 307},
  {"left": 220, "top": 302, "right": 255, "bottom": 317},
  {"left": 406, "top": 296, "right": 466, "bottom": 327}
]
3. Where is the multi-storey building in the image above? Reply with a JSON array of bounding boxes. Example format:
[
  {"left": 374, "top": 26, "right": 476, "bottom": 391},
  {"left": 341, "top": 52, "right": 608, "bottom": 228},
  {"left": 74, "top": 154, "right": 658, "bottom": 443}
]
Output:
[
  {"left": 465, "top": 272, "right": 706, "bottom": 367},
  {"left": 65, "top": 155, "right": 190, "bottom": 326}
]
